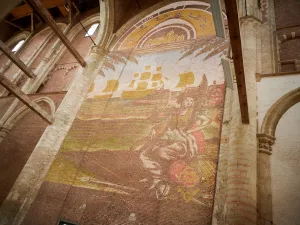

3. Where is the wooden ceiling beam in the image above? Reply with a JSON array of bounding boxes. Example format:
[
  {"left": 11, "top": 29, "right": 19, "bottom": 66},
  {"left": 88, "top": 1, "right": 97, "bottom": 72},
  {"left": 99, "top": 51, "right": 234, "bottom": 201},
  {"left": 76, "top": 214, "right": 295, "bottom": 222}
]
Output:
[
  {"left": 58, "top": 5, "right": 69, "bottom": 17},
  {"left": 26, "top": 0, "right": 86, "bottom": 67},
  {"left": 0, "top": 40, "right": 37, "bottom": 79},
  {"left": 0, "top": 75, "right": 54, "bottom": 124},
  {"left": 224, "top": 0, "right": 249, "bottom": 124},
  {"left": 10, "top": 0, "right": 66, "bottom": 20},
  {"left": 4, "top": 20, "right": 25, "bottom": 31}
]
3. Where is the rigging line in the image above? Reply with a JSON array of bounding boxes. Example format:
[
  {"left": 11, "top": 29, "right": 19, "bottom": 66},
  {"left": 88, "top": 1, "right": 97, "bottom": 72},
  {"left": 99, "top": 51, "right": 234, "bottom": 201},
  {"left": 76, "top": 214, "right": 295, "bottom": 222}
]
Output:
[
  {"left": 78, "top": 19, "right": 97, "bottom": 45},
  {"left": 64, "top": 0, "right": 96, "bottom": 45},
  {"left": 136, "top": 0, "right": 142, "bottom": 9}
]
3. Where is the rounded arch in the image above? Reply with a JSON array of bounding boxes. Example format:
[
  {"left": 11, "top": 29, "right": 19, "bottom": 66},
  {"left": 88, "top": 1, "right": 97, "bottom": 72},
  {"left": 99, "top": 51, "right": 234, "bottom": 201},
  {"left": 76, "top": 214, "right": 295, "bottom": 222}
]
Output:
[
  {"left": 261, "top": 87, "right": 300, "bottom": 136},
  {"left": 3, "top": 97, "right": 56, "bottom": 130}
]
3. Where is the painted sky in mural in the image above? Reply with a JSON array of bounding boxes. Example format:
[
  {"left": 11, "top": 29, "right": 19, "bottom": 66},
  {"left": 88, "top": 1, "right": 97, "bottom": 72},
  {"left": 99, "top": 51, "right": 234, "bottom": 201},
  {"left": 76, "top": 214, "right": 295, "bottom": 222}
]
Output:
[{"left": 43, "top": 2, "right": 228, "bottom": 224}]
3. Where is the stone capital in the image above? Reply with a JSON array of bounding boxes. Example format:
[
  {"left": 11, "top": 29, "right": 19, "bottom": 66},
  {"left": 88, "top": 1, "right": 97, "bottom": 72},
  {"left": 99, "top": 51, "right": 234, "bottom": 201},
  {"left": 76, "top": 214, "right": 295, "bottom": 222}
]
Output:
[
  {"left": 240, "top": 15, "right": 263, "bottom": 28},
  {"left": 256, "top": 73, "right": 262, "bottom": 82},
  {"left": 90, "top": 45, "right": 109, "bottom": 57},
  {"left": 257, "top": 133, "right": 276, "bottom": 155}
]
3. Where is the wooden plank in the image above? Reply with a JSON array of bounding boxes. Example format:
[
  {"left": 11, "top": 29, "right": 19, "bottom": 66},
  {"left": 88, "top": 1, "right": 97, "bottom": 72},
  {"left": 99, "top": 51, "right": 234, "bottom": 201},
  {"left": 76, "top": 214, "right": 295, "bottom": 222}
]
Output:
[
  {"left": 0, "top": 75, "right": 54, "bottom": 124},
  {"left": 58, "top": 5, "right": 69, "bottom": 17},
  {"left": 211, "top": 0, "right": 226, "bottom": 38},
  {"left": 224, "top": 0, "right": 249, "bottom": 124},
  {"left": 11, "top": 0, "right": 66, "bottom": 20},
  {"left": 4, "top": 20, "right": 25, "bottom": 31},
  {"left": 31, "top": 13, "right": 34, "bottom": 32},
  {"left": 27, "top": 0, "right": 86, "bottom": 67},
  {"left": 0, "top": 40, "right": 37, "bottom": 79}
]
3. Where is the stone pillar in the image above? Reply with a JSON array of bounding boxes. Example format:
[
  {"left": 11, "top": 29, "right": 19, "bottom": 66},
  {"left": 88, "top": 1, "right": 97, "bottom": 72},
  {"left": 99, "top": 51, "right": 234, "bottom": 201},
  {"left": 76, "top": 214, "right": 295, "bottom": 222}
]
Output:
[
  {"left": 0, "top": 45, "right": 108, "bottom": 225},
  {"left": 257, "top": 133, "right": 275, "bottom": 225},
  {"left": 224, "top": 16, "right": 261, "bottom": 225},
  {"left": 212, "top": 86, "right": 233, "bottom": 225},
  {"left": 295, "top": 59, "right": 300, "bottom": 71}
]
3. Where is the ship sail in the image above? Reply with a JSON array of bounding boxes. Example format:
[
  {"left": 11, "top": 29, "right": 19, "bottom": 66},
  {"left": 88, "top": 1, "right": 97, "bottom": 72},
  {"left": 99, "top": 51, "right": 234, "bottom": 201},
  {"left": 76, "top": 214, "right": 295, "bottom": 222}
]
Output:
[
  {"left": 136, "top": 81, "right": 148, "bottom": 90},
  {"left": 140, "top": 72, "right": 151, "bottom": 80},
  {"left": 88, "top": 82, "right": 95, "bottom": 93},
  {"left": 176, "top": 72, "right": 195, "bottom": 88},
  {"left": 152, "top": 73, "right": 162, "bottom": 81},
  {"left": 102, "top": 80, "right": 119, "bottom": 93},
  {"left": 129, "top": 80, "right": 135, "bottom": 88}
]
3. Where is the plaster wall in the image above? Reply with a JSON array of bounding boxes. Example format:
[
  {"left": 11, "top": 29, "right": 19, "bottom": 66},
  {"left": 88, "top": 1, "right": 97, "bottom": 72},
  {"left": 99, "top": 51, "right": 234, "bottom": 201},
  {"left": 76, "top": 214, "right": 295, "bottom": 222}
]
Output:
[
  {"left": 257, "top": 74, "right": 300, "bottom": 225},
  {"left": 257, "top": 74, "right": 300, "bottom": 128},
  {"left": 271, "top": 103, "right": 300, "bottom": 225}
]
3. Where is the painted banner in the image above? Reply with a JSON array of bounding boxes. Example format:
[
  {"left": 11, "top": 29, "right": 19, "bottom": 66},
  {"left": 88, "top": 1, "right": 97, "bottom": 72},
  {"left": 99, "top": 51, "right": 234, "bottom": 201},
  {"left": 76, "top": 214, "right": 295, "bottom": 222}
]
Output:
[{"left": 40, "top": 2, "right": 228, "bottom": 224}]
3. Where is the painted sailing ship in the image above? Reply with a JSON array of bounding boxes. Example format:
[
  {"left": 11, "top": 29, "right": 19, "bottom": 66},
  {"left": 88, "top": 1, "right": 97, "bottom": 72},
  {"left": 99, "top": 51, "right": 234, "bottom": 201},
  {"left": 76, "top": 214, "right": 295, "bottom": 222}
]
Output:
[
  {"left": 89, "top": 66, "right": 198, "bottom": 100},
  {"left": 93, "top": 79, "right": 119, "bottom": 100},
  {"left": 121, "top": 65, "right": 166, "bottom": 99}
]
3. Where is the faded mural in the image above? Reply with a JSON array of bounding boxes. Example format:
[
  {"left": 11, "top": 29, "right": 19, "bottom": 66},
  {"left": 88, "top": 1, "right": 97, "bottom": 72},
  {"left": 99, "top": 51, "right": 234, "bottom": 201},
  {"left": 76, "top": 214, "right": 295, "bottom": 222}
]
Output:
[{"left": 42, "top": 2, "right": 228, "bottom": 224}]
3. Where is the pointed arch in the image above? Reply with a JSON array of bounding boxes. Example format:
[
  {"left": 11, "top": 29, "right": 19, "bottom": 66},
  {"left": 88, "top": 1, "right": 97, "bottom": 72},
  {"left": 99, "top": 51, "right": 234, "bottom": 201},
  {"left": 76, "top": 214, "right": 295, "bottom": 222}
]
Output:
[
  {"left": 67, "top": 13, "right": 100, "bottom": 41},
  {"left": 109, "top": 0, "right": 226, "bottom": 51},
  {"left": 261, "top": 87, "right": 300, "bottom": 136},
  {"left": 3, "top": 97, "right": 55, "bottom": 130},
  {"left": 4, "top": 31, "right": 31, "bottom": 49}
]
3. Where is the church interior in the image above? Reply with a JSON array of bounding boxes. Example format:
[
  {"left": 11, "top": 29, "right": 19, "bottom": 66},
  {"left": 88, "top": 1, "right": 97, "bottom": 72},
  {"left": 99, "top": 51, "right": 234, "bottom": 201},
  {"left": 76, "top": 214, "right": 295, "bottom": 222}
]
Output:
[{"left": 0, "top": 0, "right": 299, "bottom": 224}]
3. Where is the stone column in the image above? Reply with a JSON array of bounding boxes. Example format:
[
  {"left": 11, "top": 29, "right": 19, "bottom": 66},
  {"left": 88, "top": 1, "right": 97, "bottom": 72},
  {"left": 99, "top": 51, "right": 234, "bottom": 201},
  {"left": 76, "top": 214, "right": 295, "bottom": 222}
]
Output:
[
  {"left": 257, "top": 133, "right": 275, "bottom": 225},
  {"left": 224, "top": 16, "right": 261, "bottom": 225},
  {"left": 0, "top": 45, "right": 108, "bottom": 225}
]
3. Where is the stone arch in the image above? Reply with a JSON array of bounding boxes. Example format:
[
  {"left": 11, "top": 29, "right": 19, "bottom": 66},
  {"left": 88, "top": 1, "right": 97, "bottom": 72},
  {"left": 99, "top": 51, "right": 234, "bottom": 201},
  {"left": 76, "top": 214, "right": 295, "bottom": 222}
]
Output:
[
  {"left": 0, "top": 31, "right": 30, "bottom": 65},
  {"left": 4, "top": 31, "right": 31, "bottom": 49},
  {"left": 67, "top": 13, "right": 100, "bottom": 41},
  {"left": 261, "top": 87, "right": 300, "bottom": 137},
  {"left": 3, "top": 97, "right": 55, "bottom": 130}
]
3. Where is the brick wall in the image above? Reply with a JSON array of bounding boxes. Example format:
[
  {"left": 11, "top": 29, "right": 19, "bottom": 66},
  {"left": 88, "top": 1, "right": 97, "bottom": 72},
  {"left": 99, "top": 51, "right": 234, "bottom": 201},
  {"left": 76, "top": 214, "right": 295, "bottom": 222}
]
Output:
[
  {"left": 274, "top": 0, "right": 300, "bottom": 71},
  {"left": 0, "top": 93, "right": 66, "bottom": 206},
  {"left": 3, "top": 28, "right": 53, "bottom": 81},
  {"left": 38, "top": 29, "right": 96, "bottom": 93},
  {"left": 113, "top": 0, "right": 162, "bottom": 32}
]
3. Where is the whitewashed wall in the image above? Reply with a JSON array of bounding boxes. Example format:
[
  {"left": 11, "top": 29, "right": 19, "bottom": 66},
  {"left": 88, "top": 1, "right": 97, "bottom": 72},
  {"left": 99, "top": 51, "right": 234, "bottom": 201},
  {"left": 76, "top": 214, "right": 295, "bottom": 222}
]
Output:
[{"left": 257, "top": 74, "right": 300, "bottom": 225}]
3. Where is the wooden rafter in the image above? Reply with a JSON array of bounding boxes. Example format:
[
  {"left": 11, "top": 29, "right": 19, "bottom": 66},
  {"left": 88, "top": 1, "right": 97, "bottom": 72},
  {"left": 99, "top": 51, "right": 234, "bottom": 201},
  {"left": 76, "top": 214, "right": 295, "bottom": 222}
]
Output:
[
  {"left": 224, "top": 0, "right": 249, "bottom": 124},
  {"left": 0, "top": 75, "right": 54, "bottom": 124},
  {"left": 10, "top": 0, "right": 66, "bottom": 20},
  {"left": 4, "top": 20, "right": 25, "bottom": 31},
  {"left": 0, "top": 40, "right": 37, "bottom": 79},
  {"left": 26, "top": 0, "right": 86, "bottom": 67}
]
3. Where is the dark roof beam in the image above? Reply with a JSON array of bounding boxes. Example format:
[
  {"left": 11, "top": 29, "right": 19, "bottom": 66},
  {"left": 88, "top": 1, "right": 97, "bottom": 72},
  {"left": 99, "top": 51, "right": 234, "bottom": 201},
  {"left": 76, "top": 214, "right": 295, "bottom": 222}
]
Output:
[{"left": 224, "top": 0, "right": 249, "bottom": 124}]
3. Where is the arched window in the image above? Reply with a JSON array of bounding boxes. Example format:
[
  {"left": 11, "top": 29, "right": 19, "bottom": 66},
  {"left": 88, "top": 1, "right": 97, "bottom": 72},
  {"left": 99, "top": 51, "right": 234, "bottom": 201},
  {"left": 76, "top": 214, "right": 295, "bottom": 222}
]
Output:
[
  {"left": 12, "top": 39, "right": 25, "bottom": 53},
  {"left": 85, "top": 23, "right": 99, "bottom": 37}
]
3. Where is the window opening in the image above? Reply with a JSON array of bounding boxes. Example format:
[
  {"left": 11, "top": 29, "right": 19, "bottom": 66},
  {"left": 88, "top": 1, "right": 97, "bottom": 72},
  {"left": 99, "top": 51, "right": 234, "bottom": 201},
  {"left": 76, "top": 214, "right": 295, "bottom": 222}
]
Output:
[
  {"left": 12, "top": 40, "right": 25, "bottom": 53},
  {"left": 85, "top": 23, "right": 99, "bottom": 37},
  {"left": 58, "top": 221, "right": 77, "bottom": 225}
]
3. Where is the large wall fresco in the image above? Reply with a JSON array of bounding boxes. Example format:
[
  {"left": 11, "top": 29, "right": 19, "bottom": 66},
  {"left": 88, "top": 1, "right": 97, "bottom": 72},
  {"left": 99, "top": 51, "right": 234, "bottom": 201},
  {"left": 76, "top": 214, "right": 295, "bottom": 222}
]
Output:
[{"left": 26, "top": 2, "right": 228, "bottom": 224}]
